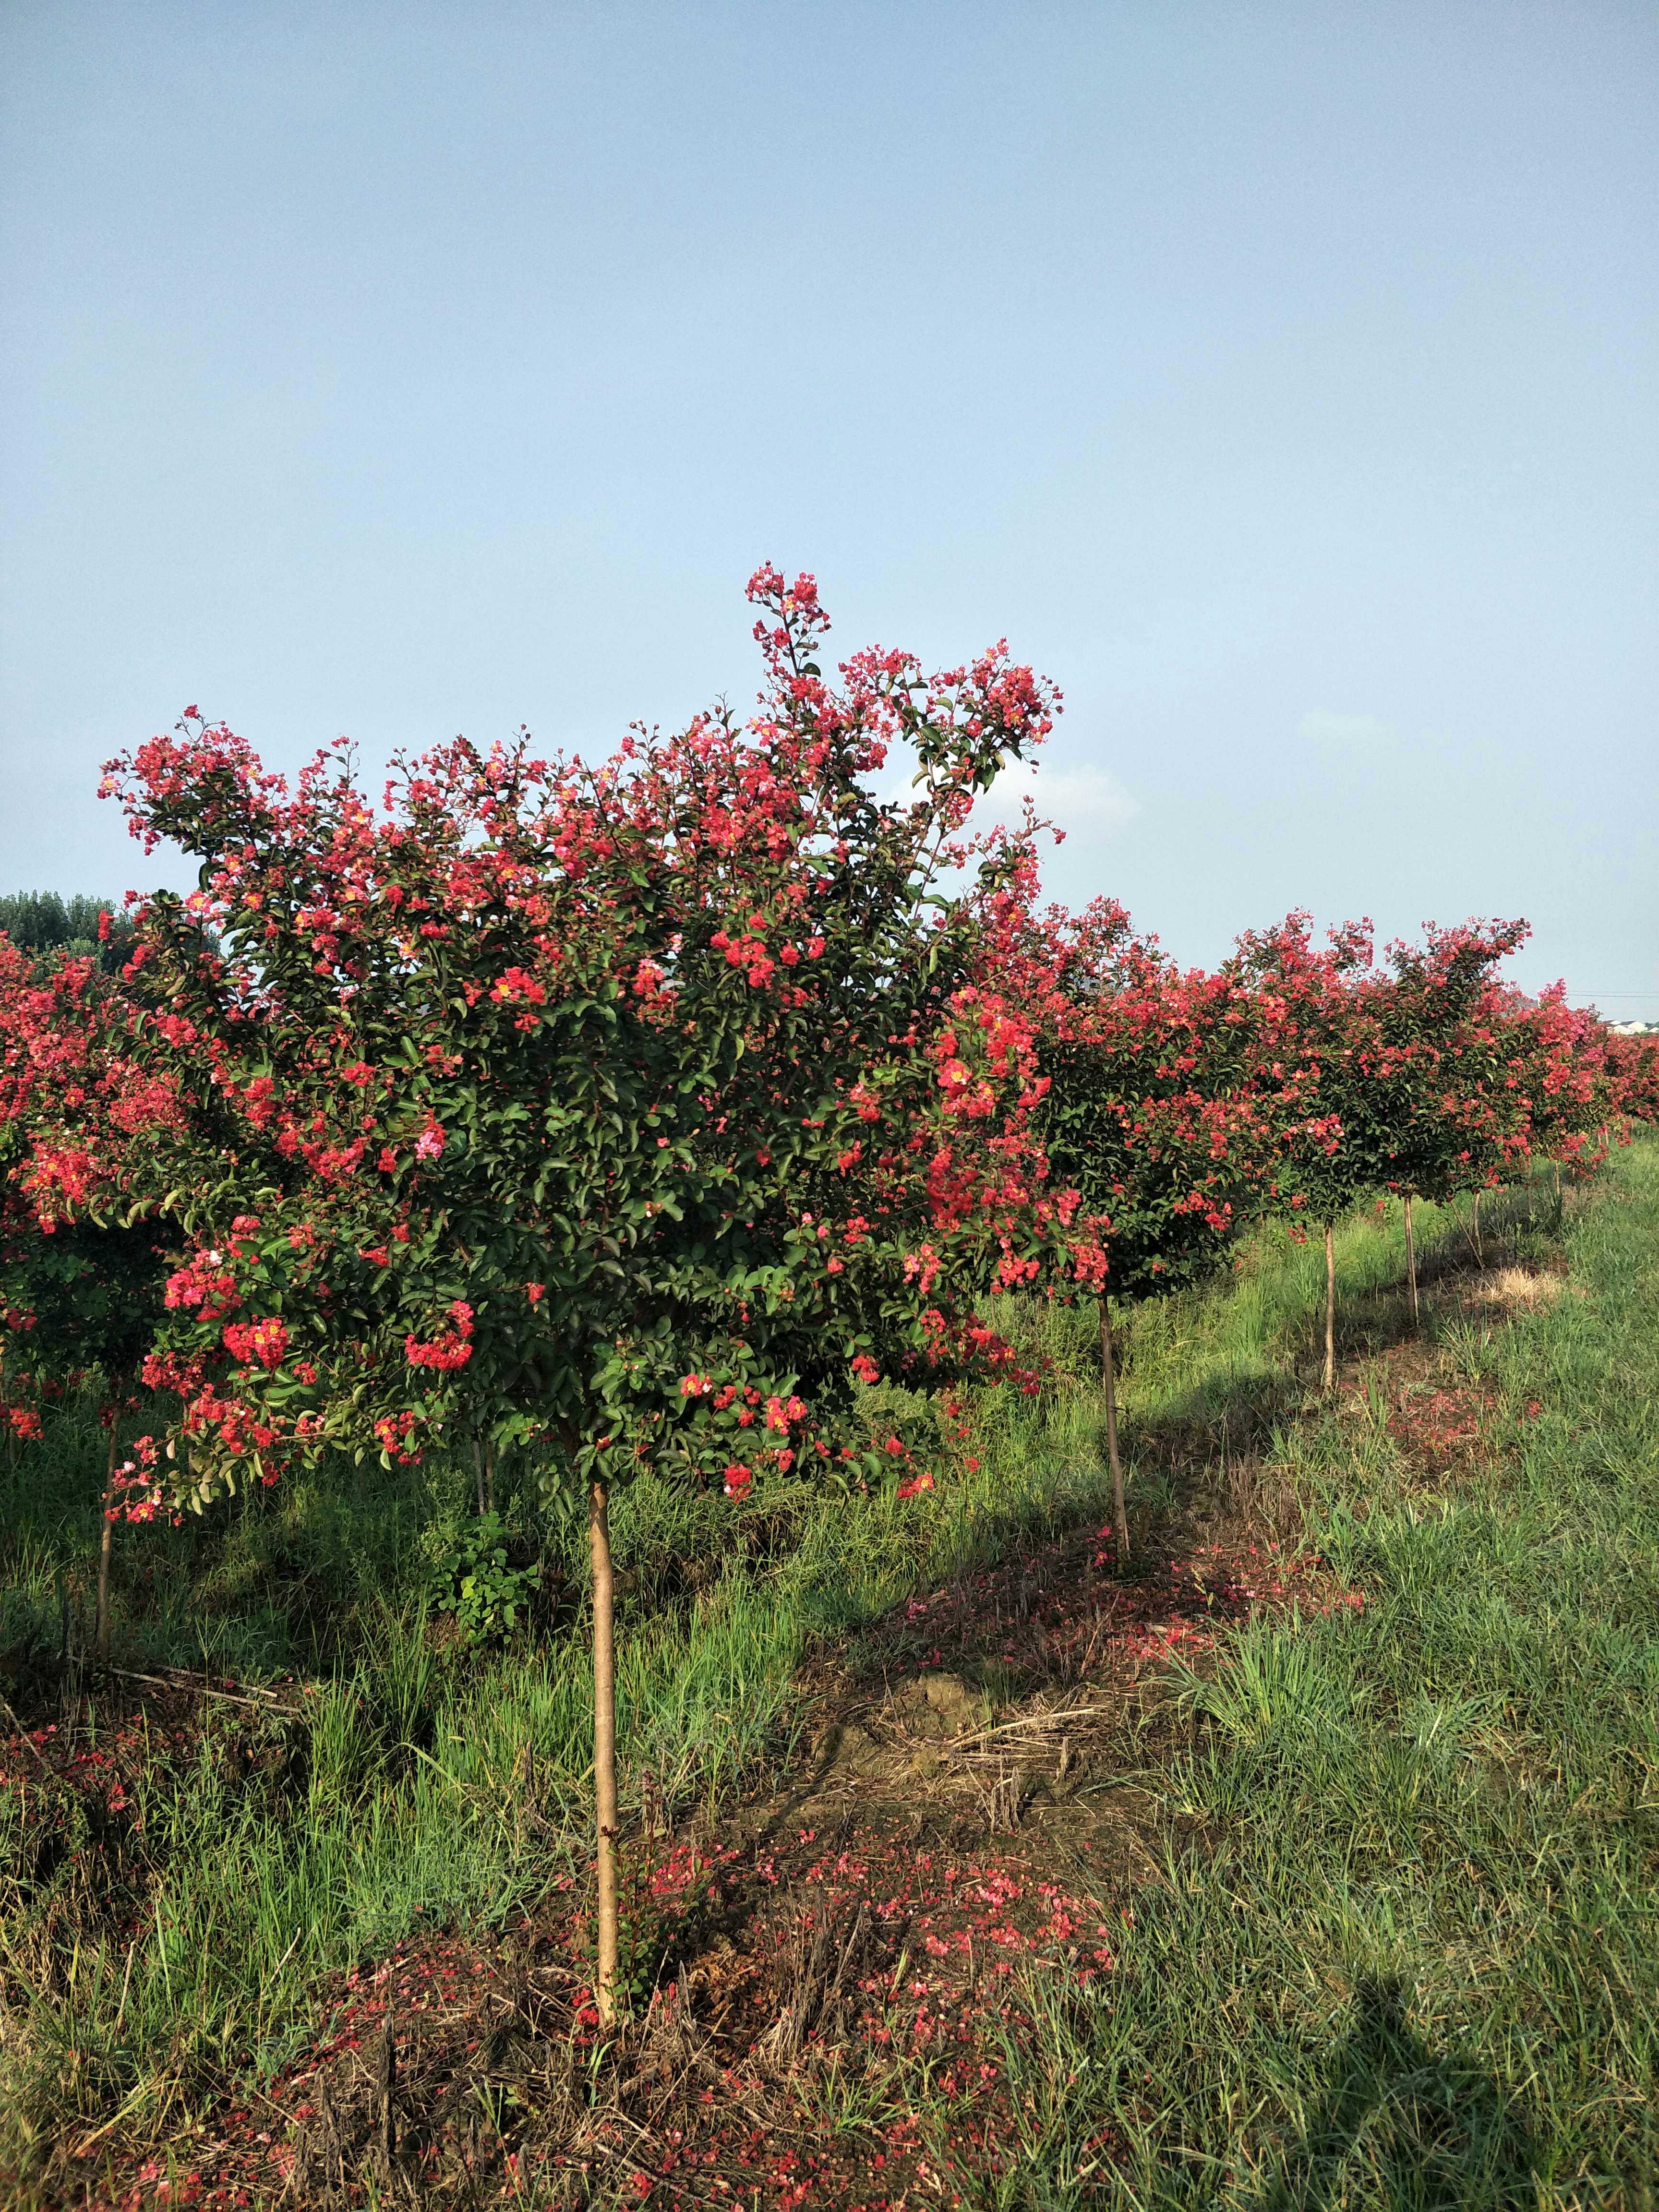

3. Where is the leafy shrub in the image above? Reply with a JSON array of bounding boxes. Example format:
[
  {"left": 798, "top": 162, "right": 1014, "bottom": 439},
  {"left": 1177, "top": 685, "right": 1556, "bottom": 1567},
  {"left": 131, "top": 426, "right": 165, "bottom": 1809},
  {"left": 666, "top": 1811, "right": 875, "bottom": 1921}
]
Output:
[{"left": 421, "top": 1513, "right": 541, "bottom": 1646}]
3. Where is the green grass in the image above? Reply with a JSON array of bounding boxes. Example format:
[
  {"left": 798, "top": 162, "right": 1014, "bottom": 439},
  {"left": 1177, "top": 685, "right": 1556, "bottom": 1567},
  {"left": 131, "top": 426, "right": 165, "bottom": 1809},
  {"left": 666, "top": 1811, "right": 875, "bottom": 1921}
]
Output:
[
  {"left": 1, "top": 1156, "right": 1647, "bottom": 2200},
  {"left": 980, "top": 1146, "right": 1659, "bottom": 2206},
  {"left": 0, "top": 1358, "right": 1125, "bottom": 2168}
]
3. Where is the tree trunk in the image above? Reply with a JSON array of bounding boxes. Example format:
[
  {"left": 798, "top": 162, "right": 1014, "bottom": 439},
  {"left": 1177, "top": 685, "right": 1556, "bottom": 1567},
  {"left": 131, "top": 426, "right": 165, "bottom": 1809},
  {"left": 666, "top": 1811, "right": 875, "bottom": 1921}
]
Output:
[
  {"left": 58, "top": 1571, "right": 73, "bottom": 1723},
  {"left": 376, "top": 2001, "right": 398, "bottom": 2169},
  {"left": 1403, "top": 1193, "right": 1419, "bottom": 1330},
  {"left": 1323, "top": 1222, "right": 1336, "bottom": 1391},
  {"left": 1099, "top": 1299, "right": 1129, "bottom": 1564},
  {"left": 589, "top": 1477, "right": 620, "bottom": 2026},
  {"left": 96, "top": 1419, "right": 118, "bottom": 1669},
  {"left": 1471, "top": 1189, "right": 1483, "bottom": 1267},
  {"left": 473, "top": 1437, "right": 487, "bottom": 1519}
]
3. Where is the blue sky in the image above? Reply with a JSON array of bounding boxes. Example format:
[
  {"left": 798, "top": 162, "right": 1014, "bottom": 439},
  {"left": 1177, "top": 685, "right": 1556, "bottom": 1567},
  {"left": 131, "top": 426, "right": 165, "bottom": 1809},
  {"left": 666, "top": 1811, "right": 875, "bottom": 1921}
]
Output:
[{"left": 2, "top": 2, "right": 1654, "bottom": 1011}]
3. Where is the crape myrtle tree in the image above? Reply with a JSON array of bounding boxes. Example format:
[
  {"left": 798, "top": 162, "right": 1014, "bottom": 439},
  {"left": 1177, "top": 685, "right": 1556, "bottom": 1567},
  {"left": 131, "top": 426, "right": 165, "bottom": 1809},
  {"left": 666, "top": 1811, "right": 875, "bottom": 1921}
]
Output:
[
  {"left": 101, "top": 570, "right": 1100, "bottom": 2021},
  {"left": 1378, "top": 962, "right": 1600, "bottom": 1270},
  {"left": 984, "top": 889, "right": 1308, "bottom": 1556},
  {"left": 0, "top": 932, "right": 174, "bottom": 1660},
  {"left": 1605, "top": 1029, "right": 1659, "bottom": 1131},
  {"left": 1215, "top": 917, "right": 1576, "bottom": 1360},
  {"left": 1214, "top": 915, "right": 1393, "bottom": 1391},
  {"left": 1361, "top": 921, "right": 1530, "bottom": 1323},
  {"left": 1487, "top": 985, "right": 1607, "bottom": 1217}
]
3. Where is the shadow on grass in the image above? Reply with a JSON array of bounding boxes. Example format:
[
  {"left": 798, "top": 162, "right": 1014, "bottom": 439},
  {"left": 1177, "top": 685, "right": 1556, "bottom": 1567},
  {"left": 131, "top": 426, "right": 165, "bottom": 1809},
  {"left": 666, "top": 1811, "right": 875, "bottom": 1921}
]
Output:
[
  {"left": 1258, "top": 1978, "right": 1539, "bottom": 2212},
  {"left": 1119, "top": 1174, "right": 1579, "bottom": 1525},
  {"left": 1125, "top": 1369, "right": 1301, "bottom": 1504}
]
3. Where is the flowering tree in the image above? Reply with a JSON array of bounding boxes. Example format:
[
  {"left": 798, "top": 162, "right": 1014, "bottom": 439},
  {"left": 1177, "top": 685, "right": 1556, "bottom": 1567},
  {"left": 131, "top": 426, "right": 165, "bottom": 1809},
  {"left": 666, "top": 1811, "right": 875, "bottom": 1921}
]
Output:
[
  {"left": 0, "top": 933, "right": 176, "bottom": 1658},
  {"left": 99, "top": 572, "right": 1094, "bottom": 2018},
  {"left": 1211, "top": 917, "right": 1587, "bottom": 1350},
  {"left": 985, "top": 891, "right": 1298, "bottom": 1554},
  {"left": 1209, "top": 915, "right": 1393, "bottom": 1389},
  {"left": 1377, "top": 954, "right": 1604, "bottom": 1273},
  {"left": 1352, "top": 921, "right": 1531, "bottom": 1318},
  {"left": 1487, "top": 985, "right": 1607, "bottom": 1214},
  {"left": 1605, "top": 1029, "right": 1659, "bottom": 1130}
]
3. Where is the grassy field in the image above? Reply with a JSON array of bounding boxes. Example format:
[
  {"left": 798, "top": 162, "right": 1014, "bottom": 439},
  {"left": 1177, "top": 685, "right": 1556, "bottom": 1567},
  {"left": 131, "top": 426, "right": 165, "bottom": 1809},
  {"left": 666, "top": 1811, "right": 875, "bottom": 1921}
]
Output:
[
  {"left": 2, "top": 1150, "right": 1656, "bottom": 2205},
  {"left": 994, "top": 1154, "right": 1659, "bottom": 2205}
]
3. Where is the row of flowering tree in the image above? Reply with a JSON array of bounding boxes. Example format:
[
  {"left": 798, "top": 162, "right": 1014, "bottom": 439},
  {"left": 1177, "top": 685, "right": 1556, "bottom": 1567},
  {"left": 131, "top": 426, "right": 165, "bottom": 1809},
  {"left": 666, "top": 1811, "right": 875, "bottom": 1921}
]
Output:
[
  {"left": 993, "top": 898, "right": 1627, "bottom": 1418},
  {"left": 977, "top": 887, "right": 1316, "bottom": 1551},
  {"left": 3, "top": 567, "right": 1652, "bottom": 2019},
  {"left": 1205, "top": 913, "right": 1592, "bottom": 1373}
]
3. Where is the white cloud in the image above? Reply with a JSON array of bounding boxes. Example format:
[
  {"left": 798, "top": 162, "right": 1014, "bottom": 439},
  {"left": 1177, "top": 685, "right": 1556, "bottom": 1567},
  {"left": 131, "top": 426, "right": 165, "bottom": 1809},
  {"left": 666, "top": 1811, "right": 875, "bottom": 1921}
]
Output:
[
  {"left": 973, "top": 757, "right": 1140, "bottom": 841},
  {"left": 1298, "top": 709, "right": 1395, "bottom": 746}
]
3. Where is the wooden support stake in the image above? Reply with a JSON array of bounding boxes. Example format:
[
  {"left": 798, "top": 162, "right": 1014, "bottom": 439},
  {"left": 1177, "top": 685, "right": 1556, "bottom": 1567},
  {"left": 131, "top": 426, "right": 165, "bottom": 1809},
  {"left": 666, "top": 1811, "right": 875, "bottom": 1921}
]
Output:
[
  {"left": 589, "top": 1477, "right": 620, "bottom": 2025},
  {"left": 1099, "top": 1299, "right": 1129, "bottom": 1563}
]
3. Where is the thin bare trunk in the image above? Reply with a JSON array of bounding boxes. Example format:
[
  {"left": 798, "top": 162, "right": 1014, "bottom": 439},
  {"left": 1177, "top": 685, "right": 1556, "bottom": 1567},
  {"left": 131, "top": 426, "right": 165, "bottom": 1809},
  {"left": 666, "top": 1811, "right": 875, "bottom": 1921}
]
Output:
[
  {"left": 1471, "top": 1189, "right": 1483, "bottom": 1267},
  {"left": 376, "top": 2002, "right": 398, "bottom": 2168},
  {"left": 1323, "top": 1222, "right": 1336, "bottom": 1391},
  {"left": 1099, "top": 1300, "right": 1129, "bottom": 1563},
  {"left": 589, "top": 1477, "right": 620, "bottom": 2025},
  {"left": 473, "top": 1436, "right": 487, "bottom": 1519},
  {"left": 484, "top": 1442, "right": 495, "bottom": 1518},
  {"left": 58, "top": 1574, "right": 73, "bottom": 1723},
  {"left": 96, "top": 1420, "right": 117, "bottom": 1668},
  {"left": 1403, "top": 1194, "right": 1419, "bottom": 1329}
]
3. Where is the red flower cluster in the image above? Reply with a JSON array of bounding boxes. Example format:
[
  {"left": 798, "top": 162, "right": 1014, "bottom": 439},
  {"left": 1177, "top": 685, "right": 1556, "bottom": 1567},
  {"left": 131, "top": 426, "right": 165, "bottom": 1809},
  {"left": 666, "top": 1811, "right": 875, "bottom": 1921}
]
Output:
[
  {"left": 220, "top": 1315, "right": 290, "bottom": 1370},
  {"left": 404, "top": 1301, "right": 475, "bottom": 1371}
]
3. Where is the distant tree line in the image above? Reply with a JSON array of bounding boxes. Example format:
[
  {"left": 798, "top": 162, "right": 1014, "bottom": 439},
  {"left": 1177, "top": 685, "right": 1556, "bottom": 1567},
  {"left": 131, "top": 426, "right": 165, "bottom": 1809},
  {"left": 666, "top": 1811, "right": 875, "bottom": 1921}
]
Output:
[{"left": 0, "top": 893, "right": 136, "bottom": 973}]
